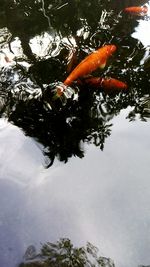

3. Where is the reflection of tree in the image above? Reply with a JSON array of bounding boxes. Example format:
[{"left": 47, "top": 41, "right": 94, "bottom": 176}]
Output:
[
  {"left": 19, "top": 238, "right": 115, "bottom": 267},
  {"left": 18, "top": 237, "right": 150, "bottom": 267},
  {"left": 1, "top": 0, "right": 146, "bottom": 61},
  {"left": 4, "top": 61, "right": 147, "bottom": 167},
  {"left": 8, "top": 86, "right": 113, "bottom": 166},
  {"left": 127, "top": 95, "right": 150, "bottom": 121},
  {"left": 0, "top": 0, "right": 150, "bottom": 166}
]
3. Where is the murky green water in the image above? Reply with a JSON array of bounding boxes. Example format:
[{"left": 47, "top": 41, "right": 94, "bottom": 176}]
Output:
[{"left": 0, "top": 1, "right": 150, "bottom": 267}]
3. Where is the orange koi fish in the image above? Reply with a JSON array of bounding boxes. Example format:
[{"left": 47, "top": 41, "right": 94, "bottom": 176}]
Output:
[
  {"left": 101, "top": 77, "right": 128, "bottom": 93},
  {"left": 63, "top": 44, "right": 117, "bottom": 87},
  {"left": 84, "top": 76, "right": 128, "bottom": 94},
  {"left": 124, "top": 6, "right": 148, "bottom": 16},
  {"left": 83, "top": 77, "right": 103, "bottom": 88}
]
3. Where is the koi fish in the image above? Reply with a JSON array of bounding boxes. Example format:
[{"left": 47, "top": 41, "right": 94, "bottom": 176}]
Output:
[
  {"left": 63, "top": 45, "right": 116, "bottom": 87},
  {"left": 124, "top": 6, "right": 148, "bottom": 16},
  {"left": 83, "top": 76, "right": 128, "bottom": 94},
  {"left": 101, "top": 77, "right": 128, "bottom": 93},
  {"left": 83, "top": 77, "right": 103, "bottom": 88},
  {"left": 54, "top": 45, "right": 116, "bottom": 99}
]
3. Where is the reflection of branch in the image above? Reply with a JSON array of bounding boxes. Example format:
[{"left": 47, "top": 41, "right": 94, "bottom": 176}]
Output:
[
  {"left": 41, "top": 0, "right": 52, "bottom": 30},
  {"left": 20, "top": 35, "right": 36, "bottom": 62},
  {"left": 127, "top": 95, "right": 150, "bottom": 122}
]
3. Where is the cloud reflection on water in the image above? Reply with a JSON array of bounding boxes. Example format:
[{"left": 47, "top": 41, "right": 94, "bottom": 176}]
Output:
[
  {"left": 0, "top": 110, "right": 150, "bottom": 267},
  {"left": 132, "top": 1, "right": 150, "bottom": 64}
]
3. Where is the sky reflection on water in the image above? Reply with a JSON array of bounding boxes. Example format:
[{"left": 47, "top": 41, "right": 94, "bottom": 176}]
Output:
[
  {"left": 0, "top": 110, "right": 150, "bottom": 267},
  {"left": 1, "top": 1, "right": 150, "bottom": 267},
  {"left": 132, "top": 1, "right": 150, "bottom": 64}
]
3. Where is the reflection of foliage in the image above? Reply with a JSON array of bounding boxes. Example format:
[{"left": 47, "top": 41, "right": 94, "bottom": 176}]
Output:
[
  {"left": 8, "top": 86, "right": 113, "bottom": 166},
  {"left": 0, "top": 0, "right": 150, "bottom": 166},
  {"left": 127, "top": 95, "right": 150, "bottom": 122},
  {"left": 19, "top": 238, "right": 115, "bottom": 267},
  {"left": 0, "top": 57, "right": 149, "bottom": 166}
]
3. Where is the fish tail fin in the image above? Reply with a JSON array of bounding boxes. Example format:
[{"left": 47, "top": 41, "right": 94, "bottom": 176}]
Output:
[{"left": 52, "top": 83, "right": 76, "bottom": 103}]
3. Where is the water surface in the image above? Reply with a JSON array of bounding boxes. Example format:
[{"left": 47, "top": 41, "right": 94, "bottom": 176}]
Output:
[{"left": 0, "top": 1, "right": 150, "bottom": 267}]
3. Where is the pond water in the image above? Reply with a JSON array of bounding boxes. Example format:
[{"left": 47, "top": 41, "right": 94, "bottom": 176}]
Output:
[{"left": 0, "top": 1, "right": 150, "bottom": 267}]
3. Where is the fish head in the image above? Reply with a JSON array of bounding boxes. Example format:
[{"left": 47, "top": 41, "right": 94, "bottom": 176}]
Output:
[{"left": 109, "top": 44, "right": 117, "bottom": 54}]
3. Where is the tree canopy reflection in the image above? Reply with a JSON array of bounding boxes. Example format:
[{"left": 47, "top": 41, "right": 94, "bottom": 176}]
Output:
[
  {"left": 0, "top": 0, "right": 150, "bottom": 166},
  {"left": 18, "top": 237, "right": 150, "bottom": 267},
  {"left": 19, "top": 238, "right": 115, "bottom": 267}
]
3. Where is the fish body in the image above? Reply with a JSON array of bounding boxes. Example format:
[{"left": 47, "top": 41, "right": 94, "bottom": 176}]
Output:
[
  {"left": 84, "top": 77, "right": 127, "bottom": 93},
  {"left": 83, "top": 77, "right": 103, "bottom": 88},
  {"left": 63, "top": 45, "right": 116, "bottom": 86},
  {"left": 101, "top": 77, "right": 128, "bottom": 93},
  {"left": 124, "top": 6, "right": 148, "bottom": 15}
]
